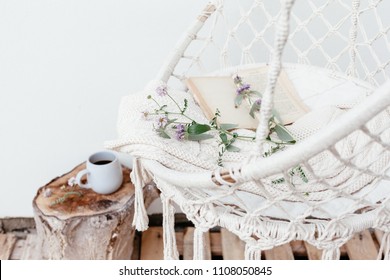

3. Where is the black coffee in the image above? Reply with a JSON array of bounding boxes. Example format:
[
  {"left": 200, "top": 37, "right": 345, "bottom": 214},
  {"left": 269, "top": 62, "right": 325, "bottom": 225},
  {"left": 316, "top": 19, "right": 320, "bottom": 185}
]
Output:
[{"left": 93, "top": 160, "right": 112, "bottom": 165}]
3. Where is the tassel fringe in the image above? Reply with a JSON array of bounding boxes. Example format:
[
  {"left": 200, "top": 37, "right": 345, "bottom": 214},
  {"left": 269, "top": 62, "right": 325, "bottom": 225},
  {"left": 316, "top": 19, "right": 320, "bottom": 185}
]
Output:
[
  {"left": 377, "top": 231, "right": 390, "bottom": 260},
  {"left": 322, "top": 246, "right": 341, "bottom": 260},
  {"left": 161, "top": 193, "right": 179, "bottom": 260},
  {"left": 245, "top": 243, "right": 262, "bottom": 260},
  {"left": 131, "top": 158, "right": 149, "bottom": 231}
]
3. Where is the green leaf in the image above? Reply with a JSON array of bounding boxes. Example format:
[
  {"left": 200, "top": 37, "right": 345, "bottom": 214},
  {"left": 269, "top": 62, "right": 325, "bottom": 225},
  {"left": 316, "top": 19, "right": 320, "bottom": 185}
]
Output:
[
  {"left": 226, "top": 144, "right": 240, "bottom": 152},
  {"left": 272, "top": 109, "right": 282, "bottom": 123},
  {"left": 249, "top": 102, "right": 261, "bottom": 118},
  {"left": 274, "top": 124, "right": 295, "bottom": 143},
  {"left": 272, "top": 177, "right": 285, "bottom": 184},
  {"left": 234, "top": 94, "right": 244, "bottom": 107},
  {"left": 296, "top": 166, "right": 309, "bottom": 183},
  {"left": 187, "top": 124, "right": 211, "bottom": 135},
  {"left": 219, "top": 133, "right": 228, "bottom": 143},
  {"left": 167, "top": 118, "right": 178, "bottom": 125},
  {"left": 157, "top": 130, "right": 171, "bottom": 139},
  {"left": 220, "top": 123, "right": 238, "bottom": 131},
  {"left": 182, "top": 99, "right": 188, "bottom": 113},
  {"left": 187, "top": 134, "right": 214, "bottom": 141},
  {"left": 249, "top": 90, "right": 262, "bottom": 97}
]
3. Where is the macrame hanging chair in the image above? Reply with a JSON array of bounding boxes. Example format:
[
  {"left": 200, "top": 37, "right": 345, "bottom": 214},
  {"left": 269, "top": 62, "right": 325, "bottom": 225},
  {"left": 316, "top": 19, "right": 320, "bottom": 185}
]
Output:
[{"left": 105, "top": 0, "right": 390, "bottom": 260}]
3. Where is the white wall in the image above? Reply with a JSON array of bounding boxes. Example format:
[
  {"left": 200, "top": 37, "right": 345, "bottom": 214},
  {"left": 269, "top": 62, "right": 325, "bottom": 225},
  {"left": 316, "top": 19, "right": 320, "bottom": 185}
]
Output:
[
  {"left": 0, "top": 0, "right": 208, "bottom": 217},
  {"left": 1, "top": 0, "right": 389, "bottom": 218}
]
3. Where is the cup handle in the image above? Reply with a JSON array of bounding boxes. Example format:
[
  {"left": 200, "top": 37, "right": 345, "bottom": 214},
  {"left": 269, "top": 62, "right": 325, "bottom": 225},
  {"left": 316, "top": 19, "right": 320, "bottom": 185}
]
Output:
[{"left": 75, "top": 169, "right": 91, "bottom": 189}]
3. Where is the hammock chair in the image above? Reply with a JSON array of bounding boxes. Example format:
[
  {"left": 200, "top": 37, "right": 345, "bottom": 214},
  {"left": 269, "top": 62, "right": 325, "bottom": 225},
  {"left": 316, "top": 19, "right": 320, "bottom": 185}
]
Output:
[{"left": 105, "top": 0, "right": 390, "bottom": 260}]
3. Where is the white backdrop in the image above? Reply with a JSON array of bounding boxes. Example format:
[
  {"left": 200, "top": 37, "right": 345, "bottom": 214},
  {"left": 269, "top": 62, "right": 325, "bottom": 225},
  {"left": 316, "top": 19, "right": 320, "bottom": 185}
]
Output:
[
  {"left": 0, "top": 0, "right": 208, "bottom": 217},
  {"left": 1, "top": 0, "right": 389, "bottom": 218}
]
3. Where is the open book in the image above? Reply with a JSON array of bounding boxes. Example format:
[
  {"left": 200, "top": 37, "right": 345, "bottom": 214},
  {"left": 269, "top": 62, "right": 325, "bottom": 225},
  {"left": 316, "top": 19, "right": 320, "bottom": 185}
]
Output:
[{"left": 185, "top": 66, "right": 309, "bottom": 129}]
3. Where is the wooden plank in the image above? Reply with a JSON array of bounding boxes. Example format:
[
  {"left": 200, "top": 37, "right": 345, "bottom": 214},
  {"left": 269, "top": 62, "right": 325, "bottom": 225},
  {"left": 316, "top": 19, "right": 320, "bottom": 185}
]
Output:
[
  {"left": 0, "top": 218, "right": 35, "bottom": 232},
  {"left": 131, "top": 233, "right": 141, "bottom": 260},
  {"left": 1, "top": 234, "right": 17, "bottom": 259},
  {"left": 210, "top": 232, "right": 222, "bottom": 256},
  {"left": 175, "top": 232, "right": 184, "bottom": 256},
  {"left": 204, "top": 230, "right": 212, "bottom": 260},
  {"left": 374, "top": 229, "right": 384, "bottom": 248},
  {"left": 140, "top": 227, "right": 164, "bottom": 260},
  {"left": 304, "top": 242, "right": 323, "bottom": 260},
  {"left": 183, "top": 227, "right": 194, "bottom": 260},
  {"left": 220, "top": 229, "right": 245, "bottom": 260},
  {"left": 374, "top": 229, "right": 386, "bottom": 260},
  {"left": 345, "top": 230, "right": 378, "bottom": 260},
  {"left": 264, "top": 243, "right": 294, "bottom": 260},
  {"left": 10, "top": 239, "right": 26, "bottom": 260},
  {"left": 0, "top": 234, "right": 17, "bottom": 260},
  {"left": 20, "top": 234, "right": 39, "bottom": 260},
  {"left": 182, "top": 227, "right": 211, "bottom": 260},
  {"left": 290, "top": 240, "right": 307, "bottom": 256}
]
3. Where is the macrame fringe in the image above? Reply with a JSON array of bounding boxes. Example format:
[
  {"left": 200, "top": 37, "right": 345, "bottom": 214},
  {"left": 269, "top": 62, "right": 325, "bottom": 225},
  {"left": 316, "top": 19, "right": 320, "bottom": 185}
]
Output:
[
  {"left": 130, "top": 158, "right": 149, "bottom": 231},
  {"left": 321, "top": 246, "right": 341, "bottom": 260},
  {"left": 377, "top": 231, "right": 390, "bottom": 260},
  {"left": 245, "top": 243, "right": 262, "bottom": 260},
  {"left": 161, "top": 193, "right": 179, "bottom": 260},
  {"left": 193, "top": 227, "right": 208, "bottom": 260}
]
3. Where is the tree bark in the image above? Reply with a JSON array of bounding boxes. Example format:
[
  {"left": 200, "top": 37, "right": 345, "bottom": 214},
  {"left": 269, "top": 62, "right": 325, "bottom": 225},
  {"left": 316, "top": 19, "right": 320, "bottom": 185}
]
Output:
[{"left": 32, "top": 163, "right": 158, "bottom": 260}]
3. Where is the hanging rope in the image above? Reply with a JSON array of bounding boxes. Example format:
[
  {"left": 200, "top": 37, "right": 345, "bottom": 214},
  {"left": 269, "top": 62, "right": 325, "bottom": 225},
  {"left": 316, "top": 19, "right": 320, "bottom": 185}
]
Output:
[
  {"left": 255, "top": 0, "right": 296, "bottom": 156},
  {"left": 347, "top": 0, "right": 361, "bottom": 77}
]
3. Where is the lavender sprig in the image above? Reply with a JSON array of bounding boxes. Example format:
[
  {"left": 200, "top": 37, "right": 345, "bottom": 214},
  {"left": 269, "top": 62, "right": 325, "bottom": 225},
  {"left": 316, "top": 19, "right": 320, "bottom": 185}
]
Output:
[{"left": 233, "top": 75, "right": 261, "bottom": 108}]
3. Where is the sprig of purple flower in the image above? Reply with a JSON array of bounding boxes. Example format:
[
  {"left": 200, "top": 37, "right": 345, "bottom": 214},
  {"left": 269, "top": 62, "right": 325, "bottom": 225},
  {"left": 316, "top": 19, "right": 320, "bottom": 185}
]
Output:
[
  {"left": 143, "top": 80, "right": 297, "bottom": 168},
  {"left": 233, "top": 75, "right": 262, "bottom": 116},
  {"left": 236, "top": 83, "right": 251, "bottom": 95},
  {"left": 156, "top": 85, "right": 168, "bottom": 97},
  {"left": 144, "top": 83, "right": 254, "bottom": 165},
  {"left": 175, "top": 124, "right": 186, "bottom": 140}
]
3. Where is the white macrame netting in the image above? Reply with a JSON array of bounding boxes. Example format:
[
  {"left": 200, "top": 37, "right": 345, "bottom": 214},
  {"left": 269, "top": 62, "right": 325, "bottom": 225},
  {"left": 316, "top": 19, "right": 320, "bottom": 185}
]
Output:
[{"left": 105, "top": 0, "right": 390, "bottom": 260}]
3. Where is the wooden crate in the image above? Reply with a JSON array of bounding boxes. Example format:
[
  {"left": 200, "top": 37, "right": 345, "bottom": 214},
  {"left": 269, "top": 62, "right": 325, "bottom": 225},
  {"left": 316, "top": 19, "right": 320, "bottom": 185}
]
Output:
[{"left": 1, "top": 215, "right": 384, "bottom": 260}]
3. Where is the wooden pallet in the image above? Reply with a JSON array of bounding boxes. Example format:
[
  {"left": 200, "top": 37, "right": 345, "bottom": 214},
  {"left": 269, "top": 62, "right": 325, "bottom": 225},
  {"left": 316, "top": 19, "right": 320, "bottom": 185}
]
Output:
[
  {"left": 0, "top": 216, "right": 386, "bottom": 260},
  {"left": 135, "top": 227, "right": 383, "bottom": 260}
]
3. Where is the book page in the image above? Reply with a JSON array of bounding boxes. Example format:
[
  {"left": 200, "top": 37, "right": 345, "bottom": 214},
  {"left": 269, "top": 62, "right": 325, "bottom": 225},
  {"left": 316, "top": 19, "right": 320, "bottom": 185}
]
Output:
[
  {"left": 237, "top": 66, "right": 309, "bottom": 125},
  {"left": 185, "top": 66, "right": 309, "bottom": 129},
  {"left": 186, "top": 76, "right": 259, "bottom": 129}
]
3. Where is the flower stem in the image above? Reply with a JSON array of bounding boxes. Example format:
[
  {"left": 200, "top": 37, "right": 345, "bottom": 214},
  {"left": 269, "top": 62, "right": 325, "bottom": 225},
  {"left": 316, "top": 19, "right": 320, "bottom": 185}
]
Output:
[
  {"left": 225, "top": 131, "right": 255, "bottom": 141},
  {"left": 167, "top": 94, "right": 183, "bottom": 113},
  {"left": 149, "top": 111, "right": 195, "bottom": 122},
  {"left": 150, "top": 97, "right": 162, "bottom": 108}
]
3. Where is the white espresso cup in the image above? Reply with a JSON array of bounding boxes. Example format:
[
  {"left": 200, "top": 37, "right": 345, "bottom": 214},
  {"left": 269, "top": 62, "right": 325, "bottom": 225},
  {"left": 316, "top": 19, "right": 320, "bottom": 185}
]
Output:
[{"left": 75, "top": 151, "right": 123, "bottom": 194}]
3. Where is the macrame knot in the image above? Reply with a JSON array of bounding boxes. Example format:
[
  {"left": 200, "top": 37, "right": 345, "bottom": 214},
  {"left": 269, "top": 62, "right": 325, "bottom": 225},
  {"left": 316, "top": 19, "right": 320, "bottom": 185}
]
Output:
[
  {"left": 316, "top": 237, "right": 347, "bottom": 260},
  {"left": 131, "top": 158, "right": 150, "bottom": 231}
]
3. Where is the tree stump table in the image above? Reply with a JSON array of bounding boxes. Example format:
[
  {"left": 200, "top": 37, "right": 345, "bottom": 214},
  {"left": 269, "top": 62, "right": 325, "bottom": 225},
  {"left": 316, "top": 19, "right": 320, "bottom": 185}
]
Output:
[{"left": 32, "top": 163, "right": 158, "bottom": 260}]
